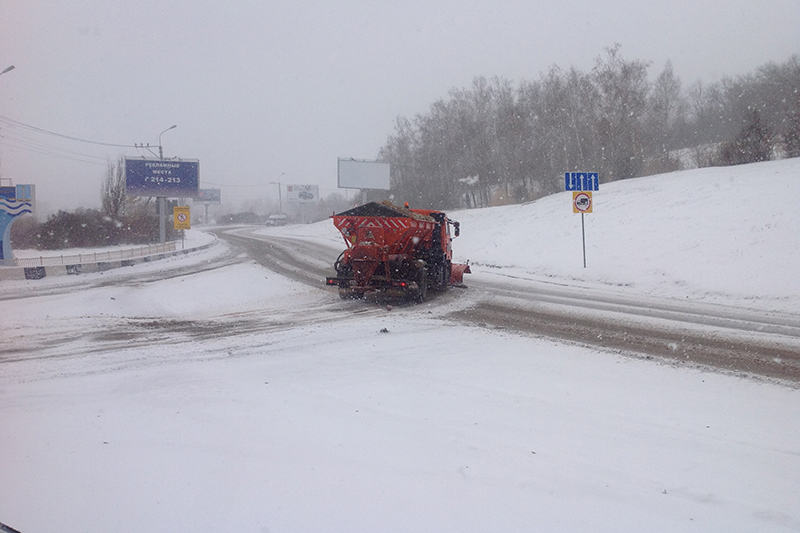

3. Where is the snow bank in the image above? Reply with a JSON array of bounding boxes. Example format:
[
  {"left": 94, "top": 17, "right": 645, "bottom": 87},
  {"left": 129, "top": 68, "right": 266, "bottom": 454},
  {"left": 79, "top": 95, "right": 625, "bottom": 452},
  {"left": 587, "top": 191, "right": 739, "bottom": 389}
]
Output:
[{"left": 452, "top": 159, "right": 800, "bottom": 312}]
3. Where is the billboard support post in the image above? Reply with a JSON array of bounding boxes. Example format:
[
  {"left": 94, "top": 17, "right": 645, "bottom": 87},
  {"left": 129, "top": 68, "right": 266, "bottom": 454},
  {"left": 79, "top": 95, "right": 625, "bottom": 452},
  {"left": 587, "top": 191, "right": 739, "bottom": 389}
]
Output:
[
  {"left": 158, "top": 197, "right": 166, "bottom": 244},
  {"left": 158, "top": 194, "right": 164, "bottom": 244}
]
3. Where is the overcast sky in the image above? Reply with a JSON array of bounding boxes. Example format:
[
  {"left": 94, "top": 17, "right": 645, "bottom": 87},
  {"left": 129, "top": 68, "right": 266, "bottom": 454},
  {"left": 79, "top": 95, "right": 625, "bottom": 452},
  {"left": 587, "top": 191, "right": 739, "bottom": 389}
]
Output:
[{"left": 1, "top": 0, "right": 798, "bottom": 214}]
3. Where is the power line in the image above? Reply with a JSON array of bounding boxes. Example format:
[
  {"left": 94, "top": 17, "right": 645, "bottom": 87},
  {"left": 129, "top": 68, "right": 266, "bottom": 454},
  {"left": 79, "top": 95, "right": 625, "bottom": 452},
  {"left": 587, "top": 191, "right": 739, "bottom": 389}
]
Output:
[
  {"left": 0, "top": 114, "right": 139, "bottom": 148},
  {"left": 0, "top": 129, "right": 111, "bottom": 162},
  {"left": 203, "top": 181, "right": 270, "bottom": 188},
  {"left": 0, "top": 138, "right": 108, "bottom": 166}
]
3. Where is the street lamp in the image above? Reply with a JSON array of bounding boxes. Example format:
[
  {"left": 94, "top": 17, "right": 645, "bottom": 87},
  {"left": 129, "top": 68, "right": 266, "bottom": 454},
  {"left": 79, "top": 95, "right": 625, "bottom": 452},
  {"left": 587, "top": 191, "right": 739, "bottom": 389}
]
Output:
[
  {"left": 269, "top": 172, "right": 285, "bottom": 214},
  {"left": 158, "top": 124, "right": 177, "bottom": 159},
  {"left": 0, "top": 65, "right": 14, "bottom": 76}
]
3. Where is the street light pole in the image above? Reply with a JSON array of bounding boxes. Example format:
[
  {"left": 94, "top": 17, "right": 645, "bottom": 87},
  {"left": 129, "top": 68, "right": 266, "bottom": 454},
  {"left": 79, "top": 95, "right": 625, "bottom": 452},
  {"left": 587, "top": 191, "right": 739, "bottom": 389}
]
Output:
[
  {"left": 269, "top": 172, "right": 285, "bottom": 214},
  {"left": 158, "top": 124, "right": 177, "bottom": 159},
  {"left": 0, "top": 65, "right": 14, "bottom": 76},
  {"left": 157, "top": 125, "right": 177, "bottom": 244}
]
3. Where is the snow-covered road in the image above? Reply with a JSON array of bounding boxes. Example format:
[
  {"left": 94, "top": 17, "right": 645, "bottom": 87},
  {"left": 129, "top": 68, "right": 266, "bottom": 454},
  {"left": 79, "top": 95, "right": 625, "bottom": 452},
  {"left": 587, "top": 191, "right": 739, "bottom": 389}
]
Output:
[
  {"left": 2, "top": 250, "right": 798, "bottom": 532},
  {"left": 211, "top": 224, "right": 800, "bottom": 381}
]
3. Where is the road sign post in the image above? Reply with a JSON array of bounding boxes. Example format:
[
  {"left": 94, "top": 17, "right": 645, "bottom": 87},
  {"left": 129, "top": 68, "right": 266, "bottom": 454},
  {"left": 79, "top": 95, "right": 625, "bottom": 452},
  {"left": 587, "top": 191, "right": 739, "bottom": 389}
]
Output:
[
  {"left": 566, "top": 172, "right": 598, "bottom": 268},
  {"left": 582, "top": 211, "right": 586, "bottom": 268},
  {"left": 173, "top": 205, "right": 191, "bottom": 249}
]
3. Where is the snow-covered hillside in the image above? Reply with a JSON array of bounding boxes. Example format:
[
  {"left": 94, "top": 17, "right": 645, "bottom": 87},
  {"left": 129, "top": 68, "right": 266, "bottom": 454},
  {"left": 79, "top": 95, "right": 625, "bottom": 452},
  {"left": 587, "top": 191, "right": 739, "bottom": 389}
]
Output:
[{"left": 454, "top": 158, "right": 800, "bottom": 313}]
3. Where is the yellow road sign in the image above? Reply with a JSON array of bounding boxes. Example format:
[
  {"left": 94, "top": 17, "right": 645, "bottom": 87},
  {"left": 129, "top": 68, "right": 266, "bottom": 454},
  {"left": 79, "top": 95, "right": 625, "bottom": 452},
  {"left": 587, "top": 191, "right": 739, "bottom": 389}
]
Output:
[
  {"left": 173, "top": 206, "right": 191, "bottom": 230},
  {"left": 573, "top": 191, "right": 592, "bottom": 213}
]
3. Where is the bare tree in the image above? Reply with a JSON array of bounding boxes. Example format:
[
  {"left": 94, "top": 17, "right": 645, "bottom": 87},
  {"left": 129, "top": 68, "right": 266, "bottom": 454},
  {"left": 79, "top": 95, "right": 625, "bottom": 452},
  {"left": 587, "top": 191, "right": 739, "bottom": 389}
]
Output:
[
  {"left": 592, "top": 44, "right": 651, "bottom": 181},
  {"left": 379, "top": 48, "right": 798, "bottom": 210},
  {"left": 101, "top": 157, "right": 126, "bottom": 219},
  {"left": 643, "top": 61, "right": 687, "bottom": 173}
]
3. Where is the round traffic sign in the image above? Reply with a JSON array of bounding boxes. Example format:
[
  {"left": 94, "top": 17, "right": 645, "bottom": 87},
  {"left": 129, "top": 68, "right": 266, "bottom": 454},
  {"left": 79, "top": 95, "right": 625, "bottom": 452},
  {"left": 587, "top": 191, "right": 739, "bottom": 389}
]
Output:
[
  {"left": 573, "top": 191, "right": 592, "bottom": 213},
  {"left": 177, "top": 212, "right": 188, "bottom": 222}
]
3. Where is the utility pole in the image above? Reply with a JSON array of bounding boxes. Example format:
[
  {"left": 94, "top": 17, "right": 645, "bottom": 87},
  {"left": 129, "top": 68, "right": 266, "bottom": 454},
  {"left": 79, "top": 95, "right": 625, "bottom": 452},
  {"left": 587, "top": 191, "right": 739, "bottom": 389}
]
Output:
[
  {"left": 157, "top": 125, "right": 177, "bottom": 243},
  {"left": 269, "top": 172, "right": 285, "bottom": 214}
]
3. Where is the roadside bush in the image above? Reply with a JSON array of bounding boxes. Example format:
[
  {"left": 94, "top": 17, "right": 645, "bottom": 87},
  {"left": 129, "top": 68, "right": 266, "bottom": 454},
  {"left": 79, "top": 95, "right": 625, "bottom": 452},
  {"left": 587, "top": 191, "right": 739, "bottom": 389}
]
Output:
[
  {"left": 37, "top": 209, "right": 122, "bottom": 250},
  {"left": 716, "top": 110, "right": 773, "bottom": 166},
  {"left": 783, "top": 109, "right": 800, "bottom": 158},
  {"left": 21, "top": 205, "right": 180, "bottom": 251},
  {"left": 8, "top": 214, "right": 39, "bottom": 249}
]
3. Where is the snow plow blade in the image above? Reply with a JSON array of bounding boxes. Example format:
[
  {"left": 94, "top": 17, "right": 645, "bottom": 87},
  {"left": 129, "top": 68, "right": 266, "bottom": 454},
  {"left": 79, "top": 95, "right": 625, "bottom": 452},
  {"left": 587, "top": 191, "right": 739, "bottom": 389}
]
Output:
[{"left": 450, "top": 262, "right": 471, "bottom": 287}]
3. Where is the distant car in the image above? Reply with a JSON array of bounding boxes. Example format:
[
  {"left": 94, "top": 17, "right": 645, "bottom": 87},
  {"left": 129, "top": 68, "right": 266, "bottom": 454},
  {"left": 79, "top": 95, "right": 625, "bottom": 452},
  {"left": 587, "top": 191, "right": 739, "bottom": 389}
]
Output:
[{"left": 265, "top": 214, "right": 288, "bottom": 226}]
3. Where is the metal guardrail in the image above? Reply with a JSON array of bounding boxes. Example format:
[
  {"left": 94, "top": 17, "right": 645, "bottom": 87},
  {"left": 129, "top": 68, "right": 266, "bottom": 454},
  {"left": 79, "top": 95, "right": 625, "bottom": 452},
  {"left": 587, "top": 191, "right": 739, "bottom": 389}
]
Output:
[{"left": 9, "top": 242, "right": 178, "bottom": 267}]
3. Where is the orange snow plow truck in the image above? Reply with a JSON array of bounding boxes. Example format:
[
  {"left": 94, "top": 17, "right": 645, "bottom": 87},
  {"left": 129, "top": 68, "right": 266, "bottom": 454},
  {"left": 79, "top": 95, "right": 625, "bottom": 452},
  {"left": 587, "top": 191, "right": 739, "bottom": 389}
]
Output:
[{"left": 325, "top": 200, "right": 470, "bottom": 301}]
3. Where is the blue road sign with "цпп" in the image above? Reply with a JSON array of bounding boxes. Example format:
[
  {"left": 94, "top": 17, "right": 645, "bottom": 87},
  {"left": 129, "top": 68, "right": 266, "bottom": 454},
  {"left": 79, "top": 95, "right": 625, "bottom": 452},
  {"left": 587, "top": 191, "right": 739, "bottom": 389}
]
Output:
[{"left": 565, "top": 172, "right": 599, "bottom": 191}]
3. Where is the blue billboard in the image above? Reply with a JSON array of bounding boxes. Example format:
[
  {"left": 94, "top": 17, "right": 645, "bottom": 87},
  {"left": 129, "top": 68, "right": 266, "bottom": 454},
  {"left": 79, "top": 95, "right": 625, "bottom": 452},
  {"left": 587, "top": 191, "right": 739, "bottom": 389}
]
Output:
[
  {"left": 125, "top": 158, "right": 200, "bottom": 197},
  {"left": 193, "top": 188, "right": 221, "bottom": 204}
]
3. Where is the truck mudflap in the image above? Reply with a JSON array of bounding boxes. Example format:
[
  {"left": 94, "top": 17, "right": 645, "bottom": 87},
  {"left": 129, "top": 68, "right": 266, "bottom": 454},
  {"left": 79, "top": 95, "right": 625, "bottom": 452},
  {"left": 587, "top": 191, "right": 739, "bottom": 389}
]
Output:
[{"left": 449, "top": 262, "right": 471, "bottom": 286}]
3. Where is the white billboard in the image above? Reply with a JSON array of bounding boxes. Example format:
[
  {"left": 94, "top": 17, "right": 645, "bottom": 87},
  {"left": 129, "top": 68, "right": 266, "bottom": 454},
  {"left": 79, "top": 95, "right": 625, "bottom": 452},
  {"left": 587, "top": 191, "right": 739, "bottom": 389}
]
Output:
[
  {"left": 286, "top": 184, "right": 319, "bottom": 203},
  {"left": 337, "top": 158, "right": 390, "bottom": 190}
]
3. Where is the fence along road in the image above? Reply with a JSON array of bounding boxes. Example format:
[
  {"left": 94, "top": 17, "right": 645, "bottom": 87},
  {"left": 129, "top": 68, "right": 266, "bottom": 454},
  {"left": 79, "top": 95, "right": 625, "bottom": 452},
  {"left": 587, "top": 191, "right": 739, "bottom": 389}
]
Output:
[{"left": 9, "top": 242, "right": 178, "bottom": 267}]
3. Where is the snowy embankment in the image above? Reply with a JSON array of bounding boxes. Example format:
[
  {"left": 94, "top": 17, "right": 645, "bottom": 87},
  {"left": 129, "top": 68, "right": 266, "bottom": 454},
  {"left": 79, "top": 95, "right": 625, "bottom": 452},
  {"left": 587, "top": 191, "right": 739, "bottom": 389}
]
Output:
[
  {"left": 1, "top": 160, "right": 798, "bottom": 533},
  {"left": 455, "top": 159, "right": 800, "bottom": 313}
]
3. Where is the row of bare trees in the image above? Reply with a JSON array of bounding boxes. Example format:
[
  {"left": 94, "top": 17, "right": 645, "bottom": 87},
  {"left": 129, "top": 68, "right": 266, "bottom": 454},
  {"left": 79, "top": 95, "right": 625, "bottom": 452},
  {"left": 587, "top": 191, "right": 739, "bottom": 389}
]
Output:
[{"left": 380, "top": 46, "right": 800, "bottom": 209}]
